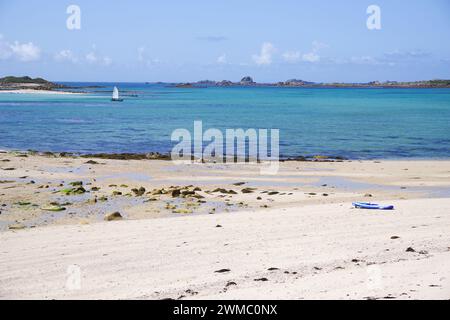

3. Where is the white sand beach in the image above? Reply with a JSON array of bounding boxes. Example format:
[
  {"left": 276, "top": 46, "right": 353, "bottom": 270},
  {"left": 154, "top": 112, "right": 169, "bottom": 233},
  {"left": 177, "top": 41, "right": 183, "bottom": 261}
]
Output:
[
  {"left": 0, "top": 89, "right": 81, "bottom": 95},
  {"left": 0, "top": 153, "right": 449, "bottom": 299},
  {"left": 1, "top": 198, "right": 449, "bottom": 300}
]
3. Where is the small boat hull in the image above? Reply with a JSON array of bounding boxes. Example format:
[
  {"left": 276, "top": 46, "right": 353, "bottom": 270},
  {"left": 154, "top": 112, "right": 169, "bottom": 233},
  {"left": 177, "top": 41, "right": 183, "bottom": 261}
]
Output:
[
  {"left": 111, "top": 99, "right": 124, "bottom": 102},
  {"left": 352, "top": 202, "right": 394, "bottom": 210}
]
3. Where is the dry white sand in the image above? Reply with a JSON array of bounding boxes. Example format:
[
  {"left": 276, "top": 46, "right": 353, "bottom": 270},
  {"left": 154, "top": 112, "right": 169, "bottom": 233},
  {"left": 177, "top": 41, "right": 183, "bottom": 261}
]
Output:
[
  {"left": 1, "top": 154, "right": 450, "bottom": 299},
  {"left": 1, "top": 198, "right": 449, "bottom": 300}
]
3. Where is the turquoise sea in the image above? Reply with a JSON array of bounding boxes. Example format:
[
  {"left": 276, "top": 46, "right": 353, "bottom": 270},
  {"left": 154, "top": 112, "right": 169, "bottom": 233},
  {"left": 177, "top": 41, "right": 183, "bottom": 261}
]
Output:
[{"left": 1, "top": 83, "right": 450, "bottom": 159}]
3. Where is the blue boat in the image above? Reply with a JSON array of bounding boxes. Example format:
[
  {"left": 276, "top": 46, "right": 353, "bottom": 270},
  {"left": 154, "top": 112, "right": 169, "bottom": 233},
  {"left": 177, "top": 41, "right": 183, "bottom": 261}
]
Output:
[{"left": 352, "top": 202, "right": 394, "bottom": 210}]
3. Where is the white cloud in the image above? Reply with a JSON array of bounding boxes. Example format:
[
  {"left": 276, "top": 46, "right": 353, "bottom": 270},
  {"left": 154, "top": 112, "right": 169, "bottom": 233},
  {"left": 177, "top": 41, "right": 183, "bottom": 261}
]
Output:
[
  {"left": 302, "top": 52, "right": 320, "bottom": 63},
  {"left": 54, "top": 49, "right": 78, "bottom": 63},
  {"left": 282, "top": 51, "right": 301, "bottom": 63},
  {"left": 0, "top": 36, "right": 41, "bottom": 62},
  {"left": 102, "top": 56, "right": 112, "bottom": 66},
  {"left": 252, "top": 42, "right": 275, "bottom": 66},
  {"left": 10, "top": 42, "right": 41, "bottom": 61},
  {"left": 137, "top": 47, "right": 160, "bottom": 67},
  {"left": 350, "top": 55, "right": 380, "bottom": 65},
  {"left": 283, "top": 41, "right": 328, "bottom": 64},
  {"left": 86, "top": 52, "right": 98, "bottom": 63},
  {"left": 312, "top": 40, "right": 328, "bottom": 52},
  {"left": 217, "top": 53, "right": 227, "bottom": 64},
  {"left": 301, "top": 41, "right": 327, "bottom": 63},
  {"left": 85, "top": 51, "right": 112, "bottom": 66}
]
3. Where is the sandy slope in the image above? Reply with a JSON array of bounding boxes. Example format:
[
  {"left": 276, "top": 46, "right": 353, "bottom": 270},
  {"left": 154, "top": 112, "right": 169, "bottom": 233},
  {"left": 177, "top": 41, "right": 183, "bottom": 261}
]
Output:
[{"left": 1, "top": 198, "right": 449, "bottom": 300}]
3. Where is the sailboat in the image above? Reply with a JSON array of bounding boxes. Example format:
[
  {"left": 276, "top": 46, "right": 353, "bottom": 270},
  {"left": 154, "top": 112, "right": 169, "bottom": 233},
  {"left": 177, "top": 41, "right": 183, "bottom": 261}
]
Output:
[{"left": 111, "top": 86, "right": 123, "bottom": 102}]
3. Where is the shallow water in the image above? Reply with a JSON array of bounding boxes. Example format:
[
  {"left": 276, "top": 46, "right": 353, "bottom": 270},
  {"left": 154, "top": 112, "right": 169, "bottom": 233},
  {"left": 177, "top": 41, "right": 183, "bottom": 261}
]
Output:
[{"left": 1, "top": 83, "right": 450, "bottom": 159}]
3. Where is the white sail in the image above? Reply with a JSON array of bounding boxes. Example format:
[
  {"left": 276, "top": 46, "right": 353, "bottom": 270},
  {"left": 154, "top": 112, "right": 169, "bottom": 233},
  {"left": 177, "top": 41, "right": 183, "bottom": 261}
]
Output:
[{"left": 112, "top": 86, "right": 119, "bottom": 100}]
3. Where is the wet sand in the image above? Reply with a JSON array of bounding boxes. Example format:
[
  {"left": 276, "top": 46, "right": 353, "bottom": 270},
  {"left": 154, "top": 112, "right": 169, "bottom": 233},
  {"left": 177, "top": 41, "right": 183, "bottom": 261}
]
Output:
[{"left": 1, "top": 152, "right": 449, "bottom": 299}]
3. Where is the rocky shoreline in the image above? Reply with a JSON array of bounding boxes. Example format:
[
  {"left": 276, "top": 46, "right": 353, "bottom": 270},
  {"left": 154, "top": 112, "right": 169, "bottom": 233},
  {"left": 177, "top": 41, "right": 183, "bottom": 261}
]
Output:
[
  {"left": 0, "top": 76, "right": 66, "bottom": 91},
  {"left": 1, "top": 149, "right": 349, "bottom": 162},
  {"left": 172, "top": 76, "right": 450, "bottom": 89}
]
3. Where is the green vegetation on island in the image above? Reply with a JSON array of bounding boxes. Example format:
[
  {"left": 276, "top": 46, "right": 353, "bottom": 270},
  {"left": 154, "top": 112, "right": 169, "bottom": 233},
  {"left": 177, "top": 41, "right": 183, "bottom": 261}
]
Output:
[{"left": 0, "top": 76, "right": 65, "bottom": 91}]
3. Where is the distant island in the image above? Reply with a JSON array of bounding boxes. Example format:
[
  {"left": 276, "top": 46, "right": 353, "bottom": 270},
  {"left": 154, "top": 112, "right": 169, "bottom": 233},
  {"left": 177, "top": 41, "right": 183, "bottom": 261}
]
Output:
[
  {"left": 1, "top": 75, "right": 450, "bottom": 94},
  {"left": 174, "top": 76, "right": 450, "bottom": 88},
  {"left": 0, "top": 76, "right": 66, "bottom": 91}
]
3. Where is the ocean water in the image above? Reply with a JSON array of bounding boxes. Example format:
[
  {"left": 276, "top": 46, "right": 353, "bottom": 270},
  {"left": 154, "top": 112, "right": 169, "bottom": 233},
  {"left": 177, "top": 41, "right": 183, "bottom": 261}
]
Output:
[{"left": 0, "top": 83, "right": 450, "bottom": 159}]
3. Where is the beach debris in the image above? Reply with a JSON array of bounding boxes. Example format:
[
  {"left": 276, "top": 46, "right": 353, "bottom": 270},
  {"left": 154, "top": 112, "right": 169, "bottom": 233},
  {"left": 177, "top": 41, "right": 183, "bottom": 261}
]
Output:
[
  {"left": 84, "top": 160, "right": 99, "bottom": 165},
  {"left": 215, "top": 269, "right": 231, "bottom": 273},
  {"left": 61, "top": 186, "right": 86, "bottom": 195},
  {"left": 268, "top": 267, "right": 279, "bottom": 271},
  {"left": 15, "top": 201, "right": 32, "bottom": 206},
  {"left": 69, "top": 181, "right": 83, "bottom": 187},
  {"left": 267, "top": 191, "right": 279, "bottom": 195},
  {"left": 165, "top": 203, "right": 177, "bottom": 210},
  {"left": 112, "top": 191, "right": 122, "bottom": 196},
  {"left": 390, "top": 236, "right": 400, "bottom": 239},
  {"left": 181, "top": 190, "right": 196, "bottom": 197},
  {"left": 41, "top": 204, "right": 66, "bottom": 212},
  {"left": 233, "top": 182, "right": 246, "bottom": 186},
  {"left": 241, "top": 187, "right": 256, "bottom": 194},
  {"left": 8, "top": 223, "right": 26, "bottom": 230},
  {"left": 0, "top": 180, "right": 15, "bottom": 184},
  {"left": 91, "top": 187, "right": 100, "bottom": 191},
  {"left": 257, "top": 197, "right": 262, "bottom": 200},
  {"left": 212, "top": 188, "right": 230, "bottom": 194},
  {"left": 2, "top": 167, "right": 16, "bottom": 171},
  {"left": 406, "top": 247, "right": 416, "bottom": 253},
  {"left": 104, "top": 212, "right": 123, "bottom": 221},
  {"left": 216, "top": 224, "right": 223, "bottom": 228},
  {"left": 173, "top": 208, "right": 193, "bottom": 214},
  {"left": 225, "top": 281, "right": 237, "bottom": 287},
  {"left": 313, "top": 267, "right": 322, "bottom": 271},
  {"left": 152, "top": 188, "right": 168, "bottom": 195},
  {"left": 81, "top": 152, "right": 170, "bottom": 161},
  {"left": 254, "top": 278, "right": 269, "bottom": 282},
  {"left": 322, "top": 193, "right": 329, "bottom": 197},
  {"left": 98, "top": 196, "right": 108, "bottom": 202},
  {"left": 364, "top": 193, "right": 373, "bottom": 197},
  {"left": 131, "top": 187, "right": 146, "bottom": 196},
  {"left": 191, "top": 193, "right": 204, "bottom": 199}
]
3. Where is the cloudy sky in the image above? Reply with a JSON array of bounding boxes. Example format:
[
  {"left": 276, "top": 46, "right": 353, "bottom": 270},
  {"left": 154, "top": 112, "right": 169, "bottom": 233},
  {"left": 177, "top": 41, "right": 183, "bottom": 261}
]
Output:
[{"left": 0, "top": 0, "right": 449, "bottom": 82}]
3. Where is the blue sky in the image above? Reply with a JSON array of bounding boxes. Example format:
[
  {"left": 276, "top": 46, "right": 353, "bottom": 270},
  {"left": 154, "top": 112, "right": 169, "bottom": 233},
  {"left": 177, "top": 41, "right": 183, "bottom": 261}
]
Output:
[{"left": 0, "top": 0, "right": 449, "bottom": 82}]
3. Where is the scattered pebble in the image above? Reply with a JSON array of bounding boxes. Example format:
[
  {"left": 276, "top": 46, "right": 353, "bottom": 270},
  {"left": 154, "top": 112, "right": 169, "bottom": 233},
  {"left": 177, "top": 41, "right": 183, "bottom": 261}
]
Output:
[
  {"left": 104, "top": 212, "right": 123, "bottom": 221},
  {"left": 215, "top": 269, "right": 231, "bottom": 273},
  {"left": 254, "top": 278, "right": 269, "bottom": 282}
]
